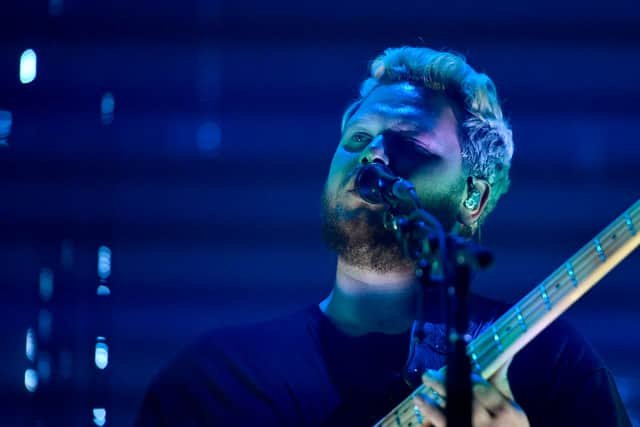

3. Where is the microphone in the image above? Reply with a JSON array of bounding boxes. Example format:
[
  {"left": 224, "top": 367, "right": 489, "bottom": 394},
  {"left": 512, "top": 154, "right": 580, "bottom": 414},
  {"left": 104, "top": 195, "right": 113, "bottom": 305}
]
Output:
[{"left": 354, "top": 163, "right": 419, "bottom": 207}]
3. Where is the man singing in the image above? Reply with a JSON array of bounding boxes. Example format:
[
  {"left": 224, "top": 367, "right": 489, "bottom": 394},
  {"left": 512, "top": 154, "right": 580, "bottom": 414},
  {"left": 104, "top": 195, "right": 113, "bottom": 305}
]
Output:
[{"left": 135, "top": 46, "right": 631, "bottom": 426}]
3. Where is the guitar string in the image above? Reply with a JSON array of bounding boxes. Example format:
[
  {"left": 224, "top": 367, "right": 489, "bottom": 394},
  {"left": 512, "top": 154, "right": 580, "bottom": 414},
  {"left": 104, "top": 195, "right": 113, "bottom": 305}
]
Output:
[
  {"left": 469, "top": 221, "right": 630, "bottom": 369},
  {"left": 468, "top": 217, "right": 633, "bottom": 369},
  {"left": 472, "top": 208, "right": 636, "bottom": 355},
  {"left": 376, "top": 206, "right": 638, "bottom": 427},
  {"left": 376, "top": 217, "right": 635, "bottom": 427},
  {"left": 379, "top": 387, "right": 425, "bottom": 427},
  {"left": 379, "top": 214, "right": 638, "bottom": 427},
  {"left": 378, "top": 231, "right": 631, "bottom": 427}
]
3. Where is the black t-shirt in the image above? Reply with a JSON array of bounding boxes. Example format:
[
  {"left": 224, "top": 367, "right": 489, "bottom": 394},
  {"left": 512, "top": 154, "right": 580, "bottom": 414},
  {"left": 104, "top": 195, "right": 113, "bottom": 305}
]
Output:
[{"left": 134, "top": 294, "right": 631, "bottom": 426}]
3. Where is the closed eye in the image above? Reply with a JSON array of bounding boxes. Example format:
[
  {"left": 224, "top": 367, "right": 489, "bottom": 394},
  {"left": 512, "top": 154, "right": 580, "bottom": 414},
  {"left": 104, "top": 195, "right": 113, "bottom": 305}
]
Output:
[
  {"left": 413, "top": 144, "right": 438, "bottom": 159},
  {"left": 406, "top": 138, "right": 439, "bottom": 159}
]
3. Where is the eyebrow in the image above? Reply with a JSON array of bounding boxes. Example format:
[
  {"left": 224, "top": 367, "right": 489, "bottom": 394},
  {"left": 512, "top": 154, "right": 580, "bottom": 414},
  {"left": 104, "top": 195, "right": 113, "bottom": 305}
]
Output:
[
  {"left": 346, "top": 111, "right": 426, "bottom": 132},
  {"left": 346, "top": 114, "right": 443, "bottom": 155}
]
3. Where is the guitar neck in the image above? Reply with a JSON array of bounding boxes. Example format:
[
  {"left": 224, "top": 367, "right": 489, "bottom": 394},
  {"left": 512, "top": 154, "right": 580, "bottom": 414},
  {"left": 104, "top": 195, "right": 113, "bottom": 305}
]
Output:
[{"left": 374, "top": 198, "right": 640, "bottom": 427}]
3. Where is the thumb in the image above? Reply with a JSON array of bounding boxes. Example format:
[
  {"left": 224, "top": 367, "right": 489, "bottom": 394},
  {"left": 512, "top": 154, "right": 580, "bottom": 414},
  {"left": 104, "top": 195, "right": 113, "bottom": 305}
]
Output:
[{"left": 488, "top": 358, "right": 515, "bottom": 400}]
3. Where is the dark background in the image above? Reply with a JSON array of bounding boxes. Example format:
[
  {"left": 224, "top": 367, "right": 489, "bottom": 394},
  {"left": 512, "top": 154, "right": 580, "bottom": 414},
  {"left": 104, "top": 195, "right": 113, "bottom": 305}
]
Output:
[{"left": 1, "top": 0, "right": 639, "bottom": 425}]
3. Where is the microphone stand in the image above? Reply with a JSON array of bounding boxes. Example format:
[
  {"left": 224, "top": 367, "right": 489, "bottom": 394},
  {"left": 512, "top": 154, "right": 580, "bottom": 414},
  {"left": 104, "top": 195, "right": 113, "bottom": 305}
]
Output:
[{"left": 373, "top": 180, "right": 492, "bottom": 427}]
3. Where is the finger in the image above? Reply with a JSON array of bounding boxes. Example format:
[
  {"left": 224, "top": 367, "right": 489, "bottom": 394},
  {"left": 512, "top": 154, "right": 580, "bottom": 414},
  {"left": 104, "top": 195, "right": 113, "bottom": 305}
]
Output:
[
  {"left": 488, "top": 358, "right": 515, "bottom": 400},
  {"left": 471, "top": 399, "right": 493, "bottom": 426},
  {"left": 472, "top": 374, "right": 509, "bottom": 415},
  {"left": 421, "top": 369, "right": 446, "bottom": 397},
  {"left": 413, "top": 394, "right": 445, "bottom": 427}
]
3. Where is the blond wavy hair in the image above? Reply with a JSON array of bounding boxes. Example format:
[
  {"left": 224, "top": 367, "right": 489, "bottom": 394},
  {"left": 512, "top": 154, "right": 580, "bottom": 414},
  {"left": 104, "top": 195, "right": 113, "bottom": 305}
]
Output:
[{"left": 341, "top": 46, "right": 514, "bottom": 225}]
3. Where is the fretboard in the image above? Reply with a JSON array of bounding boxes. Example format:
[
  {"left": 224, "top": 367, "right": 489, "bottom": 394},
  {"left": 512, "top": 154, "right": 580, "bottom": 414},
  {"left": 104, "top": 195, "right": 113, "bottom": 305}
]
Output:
[{"left": 374, "top": 198, "right": 640, "bottom": 427}]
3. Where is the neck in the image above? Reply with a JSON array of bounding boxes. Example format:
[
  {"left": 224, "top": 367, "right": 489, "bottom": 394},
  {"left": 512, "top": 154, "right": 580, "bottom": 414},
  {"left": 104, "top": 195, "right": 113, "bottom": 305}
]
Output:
[{"left": 320, "top": 258, "right": 419, "bottom": 336}]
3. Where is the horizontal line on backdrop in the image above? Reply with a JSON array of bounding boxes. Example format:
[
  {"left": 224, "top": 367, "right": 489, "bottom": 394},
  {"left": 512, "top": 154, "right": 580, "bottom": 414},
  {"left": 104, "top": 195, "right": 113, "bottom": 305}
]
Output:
[
  {"left": 1, "top": 157, "right": 639, "bottom": 182},
  {"left": 2, "top": 15, "right": 640, "bottom": 46},
  {"left": 3, "top": 87, "right": 640, "bottom": 115},
  {"left": 0, "top": 220, "right": 631, "bottom": 251}
]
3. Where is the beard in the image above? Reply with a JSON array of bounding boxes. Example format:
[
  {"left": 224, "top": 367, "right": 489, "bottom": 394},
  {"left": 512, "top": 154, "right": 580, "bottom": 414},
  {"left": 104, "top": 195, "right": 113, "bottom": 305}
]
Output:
[{"left": 320, "top": 184, "right": 463, "bottom": 274}]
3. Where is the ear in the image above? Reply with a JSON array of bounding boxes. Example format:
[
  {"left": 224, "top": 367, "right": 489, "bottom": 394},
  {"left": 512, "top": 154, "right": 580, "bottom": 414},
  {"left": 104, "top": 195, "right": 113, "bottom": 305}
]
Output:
[{"left": 458, "top": 177, "right": 491, "bottom": 227}]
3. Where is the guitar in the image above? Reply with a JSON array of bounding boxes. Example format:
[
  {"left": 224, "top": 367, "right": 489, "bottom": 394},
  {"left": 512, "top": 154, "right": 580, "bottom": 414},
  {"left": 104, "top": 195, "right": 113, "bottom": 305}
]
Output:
[{"left": 374, "top": 198, "right": 640, "bottom": 427}]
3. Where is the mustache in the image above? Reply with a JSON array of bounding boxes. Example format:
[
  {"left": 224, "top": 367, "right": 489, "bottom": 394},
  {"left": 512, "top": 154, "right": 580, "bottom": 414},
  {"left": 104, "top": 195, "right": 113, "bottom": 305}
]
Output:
[
  {"left": 345, "top": 165, "right": 363, "bottom": 183},
  {"left": 344, "top": 164, "right": 382, "bottom": 189}
]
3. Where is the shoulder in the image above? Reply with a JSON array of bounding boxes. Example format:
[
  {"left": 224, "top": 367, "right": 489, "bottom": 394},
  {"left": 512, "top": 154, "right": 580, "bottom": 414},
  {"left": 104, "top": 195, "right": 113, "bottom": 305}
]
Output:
[
  {"left": 135, "top": 305, "right": 324, "bottom": 426},
  {"left": 164, "top": 304, "right": 321, "bottom": 380}
]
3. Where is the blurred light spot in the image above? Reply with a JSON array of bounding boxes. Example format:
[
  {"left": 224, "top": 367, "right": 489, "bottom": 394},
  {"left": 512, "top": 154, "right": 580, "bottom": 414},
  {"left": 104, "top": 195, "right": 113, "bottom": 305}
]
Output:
[
  {"left": 24, "top": 369, "right": 38, "bottom": 392},
  {"left": 61, "top": 240, "right": 73, "bottom": 270},
  {"left": 37, "top": 352, "right": 51, "bottom": 382},
  {"left": 59, "top": 350, "right": 72, "bottom": 379},
  {"left": 19, "top": 49, "right": 37, "bottom": 84},
  {"left": 38, "top": 309, "right": 52, "bottom": 341},
  {"left": 95, "top": 341, "right": 109, "bottom": 369},
  {"left": 98, "top": 246, "right": 111, "bottom": 279},
  {"left": 39, "top": 268, "right": 54, "bottom": 301},
  {"left": 0, "top": 110, "right": 12, "bottom": 146},
  {"left": 93, "top": 408, "right": 106, "bottom": 426},
  {"left": 96, "top": 283, "right": 111, "bottom": 296},
  {"left": 49, "top": 0, "right": 63, "bottom": 16},
  {"left": 101, "top": 93, "right": 115, "bottom": 125},
  {"left": 26, "top": 328, "right": 36, "bottom": 361},
  {"left": 196, "top": 121, "right": 221, "bottom": 157}
]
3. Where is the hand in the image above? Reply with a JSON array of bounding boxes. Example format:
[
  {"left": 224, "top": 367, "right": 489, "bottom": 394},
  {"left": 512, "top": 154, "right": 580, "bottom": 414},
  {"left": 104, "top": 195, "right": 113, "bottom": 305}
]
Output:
[{"left": 412, "top": 363, "right": 530, "bottom": 427}]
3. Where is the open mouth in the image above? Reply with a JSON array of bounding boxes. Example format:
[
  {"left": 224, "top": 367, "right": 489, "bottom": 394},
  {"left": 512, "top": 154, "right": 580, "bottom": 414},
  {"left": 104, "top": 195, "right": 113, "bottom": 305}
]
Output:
[{"left": 346, "top": 188, "right": 383, "bottom": 208}]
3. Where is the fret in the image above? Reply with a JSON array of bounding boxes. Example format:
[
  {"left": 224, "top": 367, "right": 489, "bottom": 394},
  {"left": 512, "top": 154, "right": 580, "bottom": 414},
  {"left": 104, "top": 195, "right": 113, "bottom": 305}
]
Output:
[
  {"left": 467, "top": 208, "right": 636, "bottom": 379},
  {"left": 464, "top": 339, "right": 481, "bottom": 371},
  {"left": 375, "top": 200, "right": 640, "bottom": 427},
  {"left": 625, "top": 212, "right": 636, "bottom": 235},
  {"left": 470, "top": 350, "right": 481, "bottom": 371},
  {"left": 594, "top": 238, "right": 606, "bottom": 261},
  {"left": 466, "top": 340, "right": 482, "bottom": 371},
  {"left": 491, "top": 325, "right": 503, "bottom": 352},
  {"left": 539, "top": 284, "right": 552, "bottom": 309},
  {"left": 413, "top": 406, "right": 422, "bottom": 425},
  {"left": 515, "top": 305, "right": 527, "bottom": 331},
  {"left": 565, "top": 261, "right": 578, "bottom": 287}
]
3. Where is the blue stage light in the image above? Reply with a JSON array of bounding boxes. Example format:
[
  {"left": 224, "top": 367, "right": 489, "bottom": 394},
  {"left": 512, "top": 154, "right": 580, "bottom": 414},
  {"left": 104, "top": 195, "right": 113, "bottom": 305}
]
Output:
[
  {"left": 0, "top": 110, "right": 11, "bottom": 146},
  {"left": 101, "top": 93, "right": 115, "bottom": 125},
  {"left": 196, "top": 121, "right": 221, "bottom": 157},
  {"left": 97, "top": 284, "right": 111, "bottom": 296},
  {"left": 98, "top": 246, "right": 111, "bottom": 279},
  {"left": 26, "top": 328, "right": 36, "bottom": 362},
  {"left": 19, "top": 49, "right": 37, "bottom": 84},
  {"left": 39, "top": 268, "right": 54, "bottom": 302},
  {"left": 92, "top": 408, "right": 107, "bottom": 426},
  {"left": 37, "top": 353, "right": 51, "bottom": 382},
  {"left": 24, "top": 369, "right": 38, "bottom": 392},
  {"left": 95, "top": 338, "right": 109, "bottom": 370}
]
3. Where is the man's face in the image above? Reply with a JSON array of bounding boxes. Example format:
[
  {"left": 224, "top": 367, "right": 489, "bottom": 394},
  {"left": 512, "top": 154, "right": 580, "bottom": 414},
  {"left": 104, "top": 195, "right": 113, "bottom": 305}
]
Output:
[{"left": 321, "top": 82, "right": 467, "bottom": 273}]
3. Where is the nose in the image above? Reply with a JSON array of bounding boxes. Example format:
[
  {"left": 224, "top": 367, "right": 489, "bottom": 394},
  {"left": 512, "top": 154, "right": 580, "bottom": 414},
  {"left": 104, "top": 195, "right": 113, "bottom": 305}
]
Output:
[{"left": 359, "top": 134, "right": 389, "bottom": 166}]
